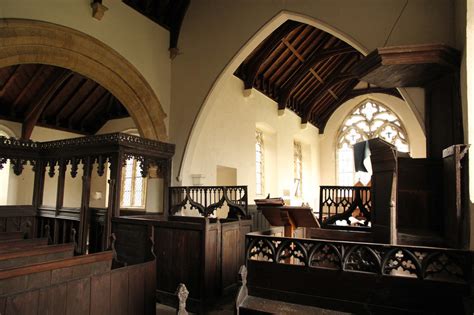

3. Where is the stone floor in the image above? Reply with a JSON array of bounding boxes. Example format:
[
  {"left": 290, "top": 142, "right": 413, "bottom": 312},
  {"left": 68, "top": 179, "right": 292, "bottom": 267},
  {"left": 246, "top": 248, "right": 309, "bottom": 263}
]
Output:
[
  {"left": 156, "top": 295, "right": 347, "bottom": 314},
  {"left": 156, "top": 294, "right": 234, "bottom": 314}
]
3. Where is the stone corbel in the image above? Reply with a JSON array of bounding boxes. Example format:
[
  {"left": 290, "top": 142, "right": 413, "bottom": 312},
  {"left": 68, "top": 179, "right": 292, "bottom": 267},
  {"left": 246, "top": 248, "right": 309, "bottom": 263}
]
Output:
[{"left": 91, "top": 1, "right": 108, "bottom": 21}]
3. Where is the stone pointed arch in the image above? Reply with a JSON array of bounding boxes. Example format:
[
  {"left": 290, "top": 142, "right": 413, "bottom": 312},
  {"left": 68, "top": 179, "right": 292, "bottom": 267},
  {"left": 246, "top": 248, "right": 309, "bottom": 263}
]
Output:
[{"left": 0, "top": 18, "right": 167, "bottom": 141}]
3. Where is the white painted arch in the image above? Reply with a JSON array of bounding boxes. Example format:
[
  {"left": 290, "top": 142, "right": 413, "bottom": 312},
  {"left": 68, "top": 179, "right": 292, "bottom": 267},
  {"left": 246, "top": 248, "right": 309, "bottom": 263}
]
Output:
[{"left": 178, "top": 10, "right": 423, "bottom": 181}]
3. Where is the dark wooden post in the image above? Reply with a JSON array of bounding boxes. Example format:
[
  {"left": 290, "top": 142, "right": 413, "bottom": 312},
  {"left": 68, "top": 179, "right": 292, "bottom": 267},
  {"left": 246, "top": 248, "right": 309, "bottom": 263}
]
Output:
[
  {"left": 368, "top": 138, "right": 398, "bottom": 244},
  {"left": 32, "top": 159, "right": 46, "bottom": 238},
  {"left": 55, "top": 159, "right": 66, "bottom": 214},
  {"left": 442, "top": 144, "right": 470, "bottom": 248},
  {"left": 105, "top": 151, "right": 123, "bottom": 250},
  {"left": 163, "top": 158, "right": 172, "bottom": 219},
  {"left": 78, "top": 156, "right": 93, "bottom": 254}
]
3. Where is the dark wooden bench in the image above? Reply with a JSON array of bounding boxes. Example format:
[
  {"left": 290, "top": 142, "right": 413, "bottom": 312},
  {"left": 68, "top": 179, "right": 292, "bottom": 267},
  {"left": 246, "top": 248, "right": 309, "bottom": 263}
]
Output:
[
  {"left": 0, "top": 232, "right": 24, "bottom": 241},
  {"left": 0, "top": 249, "right": 156, "bottom": 315},
  {"left": 0, "top": 243, "right": 75, "bottom": 269},
  {"left": 0, "top": 238, "right": 49, "bottom": 253}
]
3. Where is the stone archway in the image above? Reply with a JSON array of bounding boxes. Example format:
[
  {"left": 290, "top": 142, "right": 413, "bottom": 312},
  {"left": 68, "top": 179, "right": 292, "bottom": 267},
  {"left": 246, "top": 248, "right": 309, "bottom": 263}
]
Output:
[{"left": 0, "top": 18, "right": 167, "bottom": 141}]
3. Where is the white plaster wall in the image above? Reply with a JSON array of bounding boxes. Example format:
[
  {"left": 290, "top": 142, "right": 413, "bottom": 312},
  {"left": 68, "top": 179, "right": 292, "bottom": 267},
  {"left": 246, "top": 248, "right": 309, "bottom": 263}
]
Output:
[
  {"left": 320, "top": 94, "right": 426, "bottom": 186},
  {"left": 96, "top": 117, "right": 137, "bottom": 135},
  {"left": 0, "top": 0, "right": 171, "bottom": 132},
  {"left": 173, "top": 0, "right": 456, "bottom": 180},
  {"left": 184, "top": 75, "right": 320, "bottom": 208},
  {"left": 465, "top": 0, "right": 474, "bottom": 247}
]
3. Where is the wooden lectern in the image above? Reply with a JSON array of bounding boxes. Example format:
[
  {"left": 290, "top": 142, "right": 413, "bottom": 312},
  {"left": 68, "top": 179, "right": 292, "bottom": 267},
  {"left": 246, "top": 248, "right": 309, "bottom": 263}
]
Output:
[{"left": 255, "top": 198, "right": 320, "bottom": 237}]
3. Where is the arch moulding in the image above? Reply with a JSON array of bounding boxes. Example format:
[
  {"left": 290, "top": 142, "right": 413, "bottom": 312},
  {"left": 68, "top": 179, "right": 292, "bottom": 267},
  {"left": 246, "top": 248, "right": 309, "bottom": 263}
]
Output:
[{"left": 0, "top": 18, "right": 167, "bottom": 141}]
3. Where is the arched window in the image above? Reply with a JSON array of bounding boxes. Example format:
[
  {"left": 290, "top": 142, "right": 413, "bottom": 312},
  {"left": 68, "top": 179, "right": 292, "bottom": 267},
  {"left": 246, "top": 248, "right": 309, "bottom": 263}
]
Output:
[
  {"left": 120, "top": 129, "right": 147, "bottom": 209},
  {"left": 255, "top": 129, "right": 264, "bottom": 196},
  {"left": 294, "top": 141, "right": 303, "bottom": 198},
  {"left": 336, "top": 99, "right": 409, "bottom": 185}
]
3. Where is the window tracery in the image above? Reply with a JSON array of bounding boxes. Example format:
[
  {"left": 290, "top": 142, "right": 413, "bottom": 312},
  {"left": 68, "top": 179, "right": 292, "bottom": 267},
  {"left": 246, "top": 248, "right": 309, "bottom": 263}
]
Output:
[{"left": 337, "top": 99, "right": 409, "bottom": 185}]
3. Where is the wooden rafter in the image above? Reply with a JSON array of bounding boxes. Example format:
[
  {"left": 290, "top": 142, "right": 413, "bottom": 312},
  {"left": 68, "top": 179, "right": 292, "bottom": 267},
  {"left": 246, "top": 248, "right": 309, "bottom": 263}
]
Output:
[
  {"left": 41, "top": 76, "right": 83, "bottom": 121},
  {"left": 11, "top": 65, "right": 45, "bottom": 114},
  {"left": 55, "top": 80, "right": 96, "bottom": 125},
  {"left": 314, "top": 80, "right": 372, "bottom": 133},
  {"left": 67, "top": 85, "right": 103, "bottom": 127},
  {"left": 301, "top": 74, "right": 357, "bottom": 123},
  {"left": 81, "top": 94, "right": 113, "bottom": 130},
  {"left": 0, "top": 65, "right": 21, "bottom": 96},
  {"left": 278, "top": 39, "right": 355, "bottom": 110},
  {"left": 22, "top": 69, "right": 72, "bottom": 140},
  {"left": 278, "top": 46, "right": 355, "bottom": 109},
  {"left": 241, "top": 21, "right": 300, "bottom": 89}
]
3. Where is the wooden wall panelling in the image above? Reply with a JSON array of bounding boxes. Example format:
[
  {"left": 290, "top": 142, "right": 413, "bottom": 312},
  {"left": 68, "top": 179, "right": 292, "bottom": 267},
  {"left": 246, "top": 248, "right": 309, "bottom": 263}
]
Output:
[
  {"left": 397, "top": 158, "right": 443, "bottom": 236},
  {"left": 128, "top": 265, "right": 145, "bottom": 315},
  {"left": 5, "top": 290, "right": 39, "bottom": 315},
  {"left": 38, "top": 283, "right": 68, "bottom": 315},
  {"left": 66, "top": 277, "right": 91, "bottom": 315},
  {"left": 366, "top": 139, "right": 397, "bottom": 244},
  {"left": 425, "top": 72, "right": 464, "bottom": 159},
  {"left": 443, "top": 145, "right": 470, "bottom": 248},
  {"left": 110, "top": 267, "right": 129, "bottom": 315},
  {"left": 112, "top": 215, "right": 253, "bottom": 313},
  {"left": 221, "top": 221, "right": 239, "bottom": 293},
  {"left": 90, "top": 272, "right": 111, "bottom": 315}
]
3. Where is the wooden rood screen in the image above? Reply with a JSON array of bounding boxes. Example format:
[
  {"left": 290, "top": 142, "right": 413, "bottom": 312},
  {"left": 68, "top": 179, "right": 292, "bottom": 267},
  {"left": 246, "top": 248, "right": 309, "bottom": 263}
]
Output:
[
  {"left": 0, "top": 133, "right": 175, "bottom": 253},
  {"left": 244, "top": 230, "right": 473, "bottom": 313}
]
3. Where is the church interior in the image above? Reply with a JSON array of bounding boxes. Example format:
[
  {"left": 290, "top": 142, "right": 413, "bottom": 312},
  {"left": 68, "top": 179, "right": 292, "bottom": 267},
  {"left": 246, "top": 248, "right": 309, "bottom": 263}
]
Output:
[{"left": 0, "top": 0, "right": 473, "bottom": 314}]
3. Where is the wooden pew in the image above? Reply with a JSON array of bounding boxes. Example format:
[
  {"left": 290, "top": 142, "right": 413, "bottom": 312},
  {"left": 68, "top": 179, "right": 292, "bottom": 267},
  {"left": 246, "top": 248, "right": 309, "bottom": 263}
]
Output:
[
  {"left": 0, "top": 249, "right": 156, "bottom": 315},
  {"left": 0, "top": 243, "right": 75, "bottom": 269},
  {"left": 0, "top": 251, "right": 113, "bottom": 297},
  {"left": 0, "top": 232, "right": 24, "bottom": 241},
  {"left": 0, "top": 238, "right": 49, "bottom": 253}
]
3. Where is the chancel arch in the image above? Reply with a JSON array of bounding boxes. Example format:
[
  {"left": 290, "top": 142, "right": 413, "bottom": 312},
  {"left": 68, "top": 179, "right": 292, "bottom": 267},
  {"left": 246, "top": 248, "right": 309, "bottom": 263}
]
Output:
[{"left": 0, "top": 18, "right": 167, "bottom": 141}]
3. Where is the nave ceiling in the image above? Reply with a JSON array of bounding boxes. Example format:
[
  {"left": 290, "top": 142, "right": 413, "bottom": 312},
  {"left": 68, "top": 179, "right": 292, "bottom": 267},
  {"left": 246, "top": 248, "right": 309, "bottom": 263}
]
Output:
[
  {"left": 0, "top": 64, "right": 129, "bottom": 138},
  {"left": 234, "top": 20, "right": 402, "bottom": 133}
]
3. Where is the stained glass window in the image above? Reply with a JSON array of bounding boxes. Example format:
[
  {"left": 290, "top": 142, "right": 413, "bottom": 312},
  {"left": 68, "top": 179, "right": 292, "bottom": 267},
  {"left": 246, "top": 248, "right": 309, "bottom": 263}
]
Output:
[
  {"left": 255, "top": 130, "right": 264, "bottom": 196},
  {"left": 120, "top": 158, "right": 147, "bottom": 208},
  {"left": 337, "top": 99, "right": 409, "bottom": 185}
]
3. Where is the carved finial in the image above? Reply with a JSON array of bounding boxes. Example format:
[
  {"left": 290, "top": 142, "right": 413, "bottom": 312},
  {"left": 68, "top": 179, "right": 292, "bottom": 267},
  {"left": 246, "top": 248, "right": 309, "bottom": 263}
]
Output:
[
  {"left": 176, "top": 283, "right": 189, "bottom": 315},
  {"left": 239, "top": 265, "right": 247, "bottom": 286},
  {"left": 91, "top": 1, "right": 108, "bottom": 20}
]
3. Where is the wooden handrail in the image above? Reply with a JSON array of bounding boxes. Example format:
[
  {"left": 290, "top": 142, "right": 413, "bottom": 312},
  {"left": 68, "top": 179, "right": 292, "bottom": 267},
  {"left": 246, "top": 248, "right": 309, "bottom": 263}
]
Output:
[
  {"left": 0, "top": 251, "right": 113, "bottom": 280},
  {"left": 0, "top": 238, "right": 48, "bottom": 251},
  {"left": 0, "top": 243, "right": 74, "bottom": 261}
]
